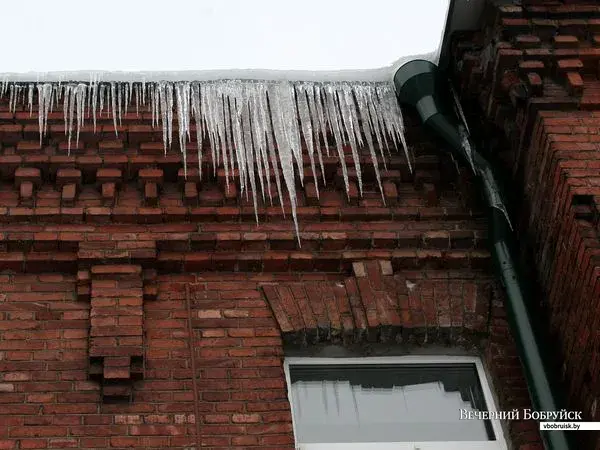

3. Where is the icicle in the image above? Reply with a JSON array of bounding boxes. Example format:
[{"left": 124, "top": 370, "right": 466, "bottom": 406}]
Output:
[
  {"left": 337, "top": 83, "right": 363, "bottom": 195},
  {"left": 158, "top": 82, "right": 168, "bottom": 154},
  {"left": 286, "top": 86, "right": 304, "bottom": 189},
  {"left": 323, "top": 84, "right": 350, "bottom": 197},
  {"left": 150, "top": 84, "right": 156, "bottom": 128},
  {"left": 190, "top": 83, "right": 203, "bottom": 179},
  {"left": 239, "top": 84, "right": 259, "bottom": 219},
  {"left": 361, "top": 85, "right": 383, "bottom": 160},
  {"left": 135, "top": 84, "right": 140, "bottom": 116},
  {"left": 312, "top": 85, "right": 330, "bottom": 158},
  {"left": 67, "top": 85, "right": 77, "bottom": 154},
  {"left": 200, "top": 84, "right": 216, "bottom": 179},
  {"left": 99, "top": 84, "right": 105, "bottom": 118},
  {"left": 248, "top": 83, "right": 270, "bottom": 204},
  {"left": 355, "top": 85, "right": 384, "bottom": 199},
  {"left": 37, "top": 84, "right": 45, "bottom": 144},
  {"left": 117, "top": 82, "right": 123, "bottom": 127},
  {"left": 110, "top": 82, "right": 118, "bottom": 137},
  {"left": 259, "top": 82, "right": 283, "bottom": 209},
  {"left": 125, "top": 81, "right": 132, "bottom": 117},
  {"left": 305, "top": 85, "right": 326, "bottom": 185},
  {"left": 458, "top": 125, "right": 476, "bottom": 173},
  {"left": 42, "top": 84, "right": 52, "bottom": 138},
  {"left": 8, "top": 84, "right": 14, "bottom": 114},
  {"left": 175, "top": 82, "right": 191, "bottom": 176},
  {"left": 227, "top": 88, "right": 246, "bottom": 198},
  {"left": 222, "top": 88, "right": 235, "bottom": 189},
  {"left": 91, "top": 81, "right": 98, "bottom": 133},
  {"left": 75, "top": 83, "right": 87, "bottom": 148},
  {"left": 123, "top": 83, "right": 129, "bottom": 118},
  {"left": 296, "top": 84, "right": 319, "bottom": 198},
  {"left": 87, "top": 75, "right": 94, "bottom": 116},
  {"left": 268, "top": 82, "right": 300, "bottom": 240},
  {"left": 377, "top": 84, "right": 410, "bottom": 171},
  {"left": 166, "top": 83, "right": 174, "bottom": 152},
  {"left": 63, "top": 85, "right": 70, "bottom": 138}
]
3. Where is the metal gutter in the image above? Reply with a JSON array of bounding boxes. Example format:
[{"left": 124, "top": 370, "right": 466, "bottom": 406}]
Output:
[{"left": 393, "top": 59, "right": 572, "bottom": 450}]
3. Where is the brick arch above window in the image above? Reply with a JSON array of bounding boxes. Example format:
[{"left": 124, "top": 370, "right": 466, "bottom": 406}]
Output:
[{"left": 261, "top": 260, "right": 493, "bottom": 348}]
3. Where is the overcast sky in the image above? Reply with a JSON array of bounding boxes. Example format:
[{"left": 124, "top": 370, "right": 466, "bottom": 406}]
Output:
[{"left": 2, "top": 0, "right": 449, "bottom": 80}]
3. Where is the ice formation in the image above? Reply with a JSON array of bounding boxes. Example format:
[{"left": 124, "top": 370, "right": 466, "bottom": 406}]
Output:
[{"left": 0, "top": 79, "right": 409, "bottom": 238}]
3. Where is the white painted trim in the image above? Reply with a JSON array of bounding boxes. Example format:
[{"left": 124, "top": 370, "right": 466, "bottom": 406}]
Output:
[{"left": 284, "top": 356, "right": 508, "bottom": 450}]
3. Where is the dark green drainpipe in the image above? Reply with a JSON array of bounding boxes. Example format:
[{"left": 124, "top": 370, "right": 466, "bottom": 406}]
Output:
[{"left": 393, "top": 59, "right": 572, "bottom": 450}]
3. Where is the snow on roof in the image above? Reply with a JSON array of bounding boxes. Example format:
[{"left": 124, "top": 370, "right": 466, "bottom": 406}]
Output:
[{"left": 2, "top": 0, "right": 450, "bottom": 82}]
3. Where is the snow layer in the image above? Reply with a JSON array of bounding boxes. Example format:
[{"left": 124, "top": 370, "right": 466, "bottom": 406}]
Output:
[{"left": 1, "top": 0, "right": 450, "bottom": 82}]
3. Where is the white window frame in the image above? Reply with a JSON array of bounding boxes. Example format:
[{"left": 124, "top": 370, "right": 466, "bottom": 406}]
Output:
[{"left": 284, "top": 356, "right": 508, "bottom": 450}]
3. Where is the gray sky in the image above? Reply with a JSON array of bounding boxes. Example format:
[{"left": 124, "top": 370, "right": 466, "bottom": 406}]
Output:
[{"left": 2, "top": 0, "right": 449, "bottom": 80}]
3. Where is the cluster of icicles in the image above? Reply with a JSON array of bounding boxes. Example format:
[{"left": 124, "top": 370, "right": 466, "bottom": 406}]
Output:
[{"left": 0, "top": 79, "right": 409, "bottom": 239}]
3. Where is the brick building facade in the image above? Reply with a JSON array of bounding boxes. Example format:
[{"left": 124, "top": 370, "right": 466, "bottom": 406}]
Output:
[{"left": 0, "top": 1, "right": 598, "bottom": 449}]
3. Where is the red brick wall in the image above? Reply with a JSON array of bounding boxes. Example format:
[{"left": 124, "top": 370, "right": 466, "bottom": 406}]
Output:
[
  {"left": 454, "top": 2, "right": 600, "bottom": 449},
  {"left": 0, "top": 267, "right": 542, "bottom": 449},
  {"left": 524, "top": 112, "right": 599, "bottom": 417},
  {"left": 0, "top": 80, "right": 544, "bottom": 447}
]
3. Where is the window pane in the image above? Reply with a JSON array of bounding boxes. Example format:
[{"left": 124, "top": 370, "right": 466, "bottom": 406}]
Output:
[{"left": 289, "top": 363, "right": 496, "bottom": 443}]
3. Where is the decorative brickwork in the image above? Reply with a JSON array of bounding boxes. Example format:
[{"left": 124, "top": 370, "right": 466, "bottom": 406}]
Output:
[
  {"left": 88, "top": 265, "right": 145, "bottom": 400},
  {"left": 262, "top": 260, "right": 489, "bottom": 346}
]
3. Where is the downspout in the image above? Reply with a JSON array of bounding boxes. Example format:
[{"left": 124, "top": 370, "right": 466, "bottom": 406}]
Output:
[{"left": 393, "top": 60, "right": 572, "bottom": 450}]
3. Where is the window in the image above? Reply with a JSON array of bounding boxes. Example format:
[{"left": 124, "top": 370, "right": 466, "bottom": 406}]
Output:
[{"left": 284, "top": 356, "right": 507, "bottom": 450}]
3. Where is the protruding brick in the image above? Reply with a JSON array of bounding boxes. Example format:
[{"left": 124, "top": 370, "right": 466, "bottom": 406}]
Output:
[
  {"left": 514, "top": 35, "right": 540, "bottom": 49},
  {"left": 423, "top": 183, "right": 438, "bottom": 207},
  {"left": 61, "top": 183, "right": 77, "bottom": 206},
  {"left": 305, "top": 182, "right": 319, "bottom": 206},
  {"left": 519, "top": 60, "right": 545, "bottom": 74},
  {"left": 556, "top": 59, "right": 583, "bottom": 73},
  {"left": 566, "top": 72, "right": 584, "bottom": 96},
  {"left": 19, "top": 181, "right": 34, "bottom": 206},
  {"left": 102, "top": 384, "right": 132, "bottom": 398},
  {"left": 91, "top": 265, "right": 142, "bottom": 276},
  {"left": 138, "top": 168, "right": 164, "bottom": 185},
  {"left": 144, "top": 182, "right": 159, "bottom": 206},
  {"left": 382, "top": 181, "right": 398, "bottom": 205},
  {"left": 14, "top": 167, "right": 41, "bottom": 186},
  {"left": 56, "top": 168, "right": 82, "bottom": 186},
  {"left": 527, "top": 73, "right": 544, "bottom": 96},
  {"left": 184, "top": 182, "right": 198, "bottom": 205},
  {"left": 16, "top": 141, "right": 41, "bottom": 153},
  {"left": 102, "top": 182, "right": 117, "bottom": 206},
  {"left": 96, "top": 168, "right": 122, "bottom": 183},
  {"left": 199, "top": 186, "right": 225, "bottom": 206},
  {"left": 223, "top": 183, "right": 237, "bottom": 205},
  {"left": 553, "top": 35, "right": 579, "bottom": 48},
  {"left": 352, "top": 262, "right": 366, "bottom": 277}
]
